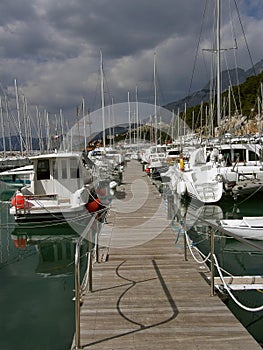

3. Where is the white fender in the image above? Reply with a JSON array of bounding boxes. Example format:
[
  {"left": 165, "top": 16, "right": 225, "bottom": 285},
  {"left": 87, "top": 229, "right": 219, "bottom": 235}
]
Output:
[{"left": 177, "top": 180, "right": 187, "bottom": 195}]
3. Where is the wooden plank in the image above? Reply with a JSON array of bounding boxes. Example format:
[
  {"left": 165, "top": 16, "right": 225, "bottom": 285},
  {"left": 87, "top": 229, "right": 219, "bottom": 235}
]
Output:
[{"left": 71, "top": 160, "right": 261, "bottom": 349}]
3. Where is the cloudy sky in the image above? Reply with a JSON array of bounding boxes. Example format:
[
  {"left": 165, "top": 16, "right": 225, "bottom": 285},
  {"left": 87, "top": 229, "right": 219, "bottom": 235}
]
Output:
[{"left": 0, "top": 0, "right": 262, "bottom": 135}]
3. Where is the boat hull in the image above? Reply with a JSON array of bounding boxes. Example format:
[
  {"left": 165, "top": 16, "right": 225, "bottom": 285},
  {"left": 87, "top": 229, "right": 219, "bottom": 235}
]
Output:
[{"left": 221, "top": 218, "right": 263, "bottom": 240}]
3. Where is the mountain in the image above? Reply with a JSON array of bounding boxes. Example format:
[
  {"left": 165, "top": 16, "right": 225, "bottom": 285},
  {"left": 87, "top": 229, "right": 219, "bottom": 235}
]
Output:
[{"left": 164, "top": 59, "right": 263, "bottom": 114}]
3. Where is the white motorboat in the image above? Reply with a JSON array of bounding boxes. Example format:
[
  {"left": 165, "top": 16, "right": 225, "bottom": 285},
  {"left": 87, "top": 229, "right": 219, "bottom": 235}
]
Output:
[
  {"left": 0, "top": 155, "right": 31, "bottom": 171},
  {"left": 87, "top": 147, "right": 123, "bottom": 185},
  {"left": 140, "top": 144, "right": 167, "bottom": 165},
  {"left": 0, "top": 164, "right": 34, "bottom": 188},
  {"left": 0, "top": 164, "right": 34, "bottom": 200},
  {"left": 220, "top": 217, "right": 263, "bottom": 240},
  {"left": 206, "top": 143, "right": 263, "bottom": 192},
  {"left": 10, "top": 152, "right": 102, "bottom": 223}
]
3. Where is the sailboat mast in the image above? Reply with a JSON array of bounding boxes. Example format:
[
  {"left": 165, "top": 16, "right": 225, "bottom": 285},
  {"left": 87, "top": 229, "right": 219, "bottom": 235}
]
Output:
[
  {"left": 216, "top": 0, "right": 221, "bottom": 138},
  {"left": 0, "top": 97, "right": 6, "bottom": 156},
  {"left": 4, "top": 96, "right": 12, "bottom": 152},
  {"left": 128, "top": 91, "right": 131, "bottom": 147},
  {"left": 154, "top": 53, "right": 158, "bottom": 146},
  {"left": 135, "top": 86, "right": 139, "bottom": 148},
  {"left": 82, "top": 98, "right": 87, "bottom": 151},
  {"left": 100, "top": 50, "right": 106, "bottom": 149},
  {"left": 14, "top": 79, "right": 23, "bottom": 153}
]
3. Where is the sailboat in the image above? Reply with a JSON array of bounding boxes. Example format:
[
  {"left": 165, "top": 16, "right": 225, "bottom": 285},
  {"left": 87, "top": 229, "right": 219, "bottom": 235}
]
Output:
[
  {"left": 165, "top": 147, "right": 223, "bottom": 203},
  {"left": 166, "top": 0, "right": 263, "bottom": 203}
]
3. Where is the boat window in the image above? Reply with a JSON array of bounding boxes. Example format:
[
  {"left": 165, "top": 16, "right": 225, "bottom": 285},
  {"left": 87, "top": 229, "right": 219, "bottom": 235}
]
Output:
[
  {"left": 221, "top": 151, "right": 232, "bottom": 165},
  {"left": 248, "top": 150, "right": 259, "bottom": 161},
  {"left": 62, "top": 160, "right": 67, "bottom": 179},
  {"left": 52, "top": 160, "right": 59, "bottom": 179},
  {"left": 92, "top": 150, "right": 103, "bottom": 156},
  {"left": 37, "top": 159, "right": 50, "bottom": 180},
  {"left": 233, "top": 149, "right": 245, "bottom": 162},
  {"left": 70, "top": 158, "right": 80, "bottom": 178},
  {"left": 168, "top": 150, "right": 180, "bottom": 156}
]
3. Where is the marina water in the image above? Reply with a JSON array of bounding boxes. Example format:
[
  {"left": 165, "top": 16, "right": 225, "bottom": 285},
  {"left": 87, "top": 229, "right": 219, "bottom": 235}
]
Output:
[
  {"left": 178, "top": 192, "right": 263, "bottom": 347},
  {"left": 0, "top": 200, "right": 87, "bottom": 350},
  {"left": 1, "top": 186, "right": 263, "bottom": 348}
]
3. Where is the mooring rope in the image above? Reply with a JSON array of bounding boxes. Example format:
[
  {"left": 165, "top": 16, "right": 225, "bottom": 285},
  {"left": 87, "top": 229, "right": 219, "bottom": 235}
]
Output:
[
  {"left": 213, "top": 253, "right": 263, "bottom": 312},
  {"left": 184, "top": 228, "right": 211, "bottom": 264}
]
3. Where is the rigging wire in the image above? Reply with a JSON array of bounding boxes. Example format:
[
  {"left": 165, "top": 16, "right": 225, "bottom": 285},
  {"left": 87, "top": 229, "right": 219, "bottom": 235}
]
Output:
[
  {"left": 186, "top": 0, "right": 209, "bottom": 100},
  {"left": 228, "top": 0, "right": 243, "bottom": 116},
  {"left": 234, "top": 0, "right": 256, "bottom": 76}
]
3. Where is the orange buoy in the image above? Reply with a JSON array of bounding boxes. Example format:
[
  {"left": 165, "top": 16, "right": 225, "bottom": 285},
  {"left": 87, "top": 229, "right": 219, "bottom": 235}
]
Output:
[
  {"left": 86, "top": 198, "right": 101, "bottom": 212},
  {"left": 13, "top": 237, "right": 27, "bottom": 249},
  {"left": 11, "top": 193, "right": 25, "bottom": 209}
]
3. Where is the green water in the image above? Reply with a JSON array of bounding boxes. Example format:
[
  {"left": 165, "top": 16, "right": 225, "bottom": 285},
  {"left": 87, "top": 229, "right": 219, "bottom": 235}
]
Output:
[{"left": 0, "top": 202, "right": 88, "bottom": 350}]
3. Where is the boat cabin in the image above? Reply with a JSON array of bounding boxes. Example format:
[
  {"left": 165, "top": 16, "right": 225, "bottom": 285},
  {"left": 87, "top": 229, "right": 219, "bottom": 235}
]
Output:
[{"left": 27, "top": 153, "right": 92, "bottom": 198}]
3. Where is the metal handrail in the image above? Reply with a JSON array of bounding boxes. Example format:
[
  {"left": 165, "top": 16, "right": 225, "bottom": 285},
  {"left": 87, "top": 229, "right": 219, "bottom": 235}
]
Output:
[
  {"left": 73, "top": 214, "right": 98, "bottom": 350},
  {"left": 181, "top": 211, "right": 263, "bottom": 297}
]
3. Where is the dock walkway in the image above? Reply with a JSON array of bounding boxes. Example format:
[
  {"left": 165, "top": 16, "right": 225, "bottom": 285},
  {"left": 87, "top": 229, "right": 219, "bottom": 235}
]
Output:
[{"left": 72, "top": 160, "right": 261, "bottom": 349}]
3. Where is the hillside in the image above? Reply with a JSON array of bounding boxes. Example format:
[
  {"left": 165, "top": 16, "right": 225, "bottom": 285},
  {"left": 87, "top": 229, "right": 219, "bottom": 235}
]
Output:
[
  {"left": 183, "top": 70, "right": 263, "bottom": 135},
  {"left": 164, "top": 58, "right": 263, "bottom": 116}
]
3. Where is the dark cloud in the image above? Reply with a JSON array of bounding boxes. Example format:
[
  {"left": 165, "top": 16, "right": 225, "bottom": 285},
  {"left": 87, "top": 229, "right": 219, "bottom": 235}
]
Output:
[
  {"left": 0, "top": 0, "right": 36, "bottom": 25},
  {"left": 0, "top": 0, "right": 261, "bottom": 132},
  {"left": 42, "top": 0, "right": 205, "bottom": 57}
]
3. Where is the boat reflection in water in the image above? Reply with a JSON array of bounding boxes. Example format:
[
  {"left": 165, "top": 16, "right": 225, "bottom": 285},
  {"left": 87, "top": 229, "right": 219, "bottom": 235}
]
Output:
[
  {"left": 11, "top": 227, "right": 82, "bottom": 277},
  {"left": 173, "top": 193, "right": 263, "bottom": 347},
  {"left": 0, "top": 173, "right": 111, "bottom": 350}
]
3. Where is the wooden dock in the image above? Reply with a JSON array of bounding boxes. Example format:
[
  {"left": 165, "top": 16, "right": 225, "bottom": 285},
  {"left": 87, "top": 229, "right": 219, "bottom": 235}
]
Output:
[{"left": 71, "top": 160, "right": 261, "bottom": 349}]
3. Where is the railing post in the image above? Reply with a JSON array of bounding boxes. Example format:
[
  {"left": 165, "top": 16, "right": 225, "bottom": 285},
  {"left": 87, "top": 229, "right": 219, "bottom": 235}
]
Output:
[
  {"left": 74, "top": 241, "right": 82, "bottom": 349},
  {"left": 73, "top": 215, "right": 97, "bottom": 349},
  {"left": 210, "top": 227, "right": 215, "bottom": 296},
  {"left": 95, "top": 219, "right": 99, "bottom": 263},
  {"left": 87, "top": 223, "right": 93, "bottom": 293},
  {"left": 183, "top": 214, "right": 188, "bottom": 261},
  {"left": 167, "top": 193, "right": 174, "bottom": 220},
  {"left": 88, "top": 251, "right": 93, "bottom": 292}
]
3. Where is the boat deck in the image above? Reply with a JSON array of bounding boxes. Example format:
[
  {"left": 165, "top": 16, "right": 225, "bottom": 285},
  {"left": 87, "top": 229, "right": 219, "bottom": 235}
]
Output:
[{"left": 71, "top": 160, "right": 261, "bottom": 349}]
